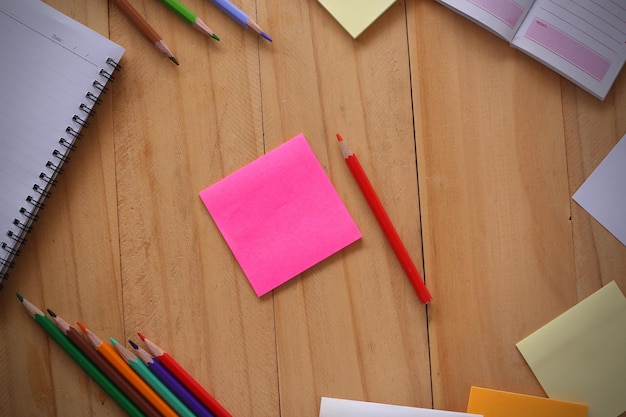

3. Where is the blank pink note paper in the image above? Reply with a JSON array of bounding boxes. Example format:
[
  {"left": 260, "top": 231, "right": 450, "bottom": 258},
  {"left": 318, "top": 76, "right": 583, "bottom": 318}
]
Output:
[{"left": 199, "top": 134, "right": 362, "bottom": 296}]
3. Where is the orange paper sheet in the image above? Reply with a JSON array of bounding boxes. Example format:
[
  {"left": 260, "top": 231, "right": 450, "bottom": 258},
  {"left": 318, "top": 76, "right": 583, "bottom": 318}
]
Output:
[{"left": 467, "top": 386, "right": 588, "bottom": 417}]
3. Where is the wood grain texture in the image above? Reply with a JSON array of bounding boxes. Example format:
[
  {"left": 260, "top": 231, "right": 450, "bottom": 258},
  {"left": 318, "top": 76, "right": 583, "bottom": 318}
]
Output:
[
  {"left": 0, "top": 0, "right": 625, "bottom": 416},
  {"left": 259, "top": 0, "right": 431, "bottom": 414}
]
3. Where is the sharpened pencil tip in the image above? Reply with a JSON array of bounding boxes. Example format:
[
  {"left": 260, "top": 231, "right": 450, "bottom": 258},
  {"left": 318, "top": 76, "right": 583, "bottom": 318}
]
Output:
[
  {"left": 46, "top": 308, "right": 57, "bottom": 317},
  {"left": 137, "top": 332, "right": 146, "bottom": 341},
  {"left": 128, "top": 339, "right": 139, "bottom": 349},
  {"left": 110, "top": 337, "right": 119, "bottom": 345},
  {"left": 336, "top": 133, "right": 344, "bottom": 142},
  {"left": 211, "top": 33, "right": 220, "bottom": 41},
  {"left": 76, "top": 321, "right": 87, "bottom": 332},
  {"left": 261, "top": 32, "right": 272, "bottom": 42},
  {"left": 16, "top": 293, "right": 23, "bottom": 302},
  {"left": 169, "top": 55, "right": 180, "bottom": 65}
]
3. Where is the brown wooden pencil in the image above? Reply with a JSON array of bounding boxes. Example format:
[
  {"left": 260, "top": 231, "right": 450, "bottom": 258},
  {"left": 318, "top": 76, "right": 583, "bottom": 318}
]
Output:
[
  {"left": 47, "top": 310, "right": 162, "bottom": 417},
  {"left": 110, "top": 0, "right": 180, "bottom": 65}
]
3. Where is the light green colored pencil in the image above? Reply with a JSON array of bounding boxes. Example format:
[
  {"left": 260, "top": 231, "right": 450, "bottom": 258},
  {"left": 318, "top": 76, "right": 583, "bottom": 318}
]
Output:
[
  {"left": 111, "top": 338, "right": 196, "bottom": 417},
  {"left": 16, "top": 295, "right": 144, "bottom": 417},
  {"left": 157, "top": 0, "right": 220, "bottom": 40}
]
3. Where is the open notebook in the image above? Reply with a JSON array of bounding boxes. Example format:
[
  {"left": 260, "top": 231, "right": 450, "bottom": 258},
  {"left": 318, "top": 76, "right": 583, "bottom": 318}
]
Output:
[
  {"left": 0, "top": 0, "right": 125, "bottom": 289},
  {"left": 437, "top": 0, "right": 626, "bottom": 100}
]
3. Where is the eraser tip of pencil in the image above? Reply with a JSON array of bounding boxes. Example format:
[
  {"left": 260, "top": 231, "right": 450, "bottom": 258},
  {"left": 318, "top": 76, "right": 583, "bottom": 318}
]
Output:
[
  {"left": 46, "top": 308, "right": 56, "bottom": 317},
  {"left": 16, "top": 293, "right": 23, "bottom": 302},
  {"left": 128, "top": 339, "right": 139, "bottom": 349},
  {"left": 261, "top": 32, "right": 272, "bottom": 42}
]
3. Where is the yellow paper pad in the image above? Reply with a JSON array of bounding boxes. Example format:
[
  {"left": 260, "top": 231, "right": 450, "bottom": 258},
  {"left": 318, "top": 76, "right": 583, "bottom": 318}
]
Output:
[
  {"left": 466, "top": 386, "right": 587, "bottom": 417},
  {"left": 317, "top": 0, "right": 396, "bottom": 38},
  {"left": 516, "top": 281, "right": 626, "bottom": 417}
]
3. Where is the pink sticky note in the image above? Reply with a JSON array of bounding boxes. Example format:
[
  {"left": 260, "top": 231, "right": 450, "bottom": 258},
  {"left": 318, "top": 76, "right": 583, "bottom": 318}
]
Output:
[{"left": 199, "top": 134, "right": 362, "bottom": 296}]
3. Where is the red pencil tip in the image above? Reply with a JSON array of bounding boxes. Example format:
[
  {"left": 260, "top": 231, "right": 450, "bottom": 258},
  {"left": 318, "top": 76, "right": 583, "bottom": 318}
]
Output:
[
  {"left": 137, "top": 332, "right": 146, "bottom": 341},
  {"left": 76, "top": 321, "right": 87, "bottom": 332},
  {"left": 336, "top": 133, "right": 343, "bottom": 142}
]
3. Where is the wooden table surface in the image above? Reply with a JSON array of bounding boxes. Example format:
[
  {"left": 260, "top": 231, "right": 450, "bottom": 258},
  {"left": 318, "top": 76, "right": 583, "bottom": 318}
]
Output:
[{"left": 1, "top": 0, "right": 625, "bottom": 416}]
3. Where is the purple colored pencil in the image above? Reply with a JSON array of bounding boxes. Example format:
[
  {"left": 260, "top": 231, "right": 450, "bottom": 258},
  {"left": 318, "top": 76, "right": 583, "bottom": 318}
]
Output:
[{"left": 129, "top": 340, "right": 215, "bottom": 417}]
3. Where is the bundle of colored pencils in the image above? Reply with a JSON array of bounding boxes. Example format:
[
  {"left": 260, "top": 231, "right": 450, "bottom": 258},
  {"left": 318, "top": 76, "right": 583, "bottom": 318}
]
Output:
[{"left": 17, "top": 294, "right": 232, "bottom": 417}]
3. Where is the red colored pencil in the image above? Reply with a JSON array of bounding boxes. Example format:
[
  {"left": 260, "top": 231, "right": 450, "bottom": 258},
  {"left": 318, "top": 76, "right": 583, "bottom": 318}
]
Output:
[
  {"left": 336, "top": 133, "right": 432, "bottom": 304},
  {"left": 138, "top": 333, "right": 233, "bottom": 417}
]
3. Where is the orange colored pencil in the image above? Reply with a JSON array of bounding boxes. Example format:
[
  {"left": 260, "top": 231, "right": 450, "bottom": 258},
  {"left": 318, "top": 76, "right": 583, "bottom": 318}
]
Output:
[
  {"left": 77, "top": 322, "right": 179, "bottom": 417},
  {"left": 336, "top": 133, "right": 432, "bottom": 304}
]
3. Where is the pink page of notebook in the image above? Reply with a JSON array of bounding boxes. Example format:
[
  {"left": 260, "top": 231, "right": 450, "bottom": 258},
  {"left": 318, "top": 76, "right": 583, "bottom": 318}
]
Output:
[{"left": 199, "top": 134, "right": 362, "bottom": 297}]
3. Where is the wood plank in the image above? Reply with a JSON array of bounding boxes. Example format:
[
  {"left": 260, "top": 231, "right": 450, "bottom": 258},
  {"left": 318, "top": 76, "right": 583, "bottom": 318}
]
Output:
[
  {"left": 562, "top": 73, "right": 626, "bottom": 301},
  {"left": 109, "top": 0, "right": 279, "bottom": 416},
  {"left": 407, "top": 0, "right": 585, "bottom": 410},
  {"left": 259, "top": 1, "right": 431, "bottom": 416}
]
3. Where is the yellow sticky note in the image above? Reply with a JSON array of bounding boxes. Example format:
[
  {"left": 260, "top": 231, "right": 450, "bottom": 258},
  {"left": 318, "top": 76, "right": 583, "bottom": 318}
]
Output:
[
  {"left": 466, "top": 386, "right": 587, "bottom": 417},
  {"left": 516, "top": 281, "right": 626, "bottom": 417},
  {"left": 317, "top": 0, "right": 396, "bottom": 38}
]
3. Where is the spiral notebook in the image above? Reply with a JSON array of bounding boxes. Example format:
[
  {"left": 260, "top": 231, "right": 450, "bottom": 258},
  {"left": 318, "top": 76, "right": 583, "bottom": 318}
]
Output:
[{"left": 0, "top": 0, "right": 125, "bottom": 289}]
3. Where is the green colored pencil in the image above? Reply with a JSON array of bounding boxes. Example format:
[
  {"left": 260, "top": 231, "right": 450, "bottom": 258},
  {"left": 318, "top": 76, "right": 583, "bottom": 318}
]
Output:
[
  {"left": 157, "top": 0, "right": 220, "bottom": 40},
  {"left": 111, "top": 338, "right": 196, "bottom": 417},
  {"left": 16, "top": 294, "right": 144, "bottom": 417}
]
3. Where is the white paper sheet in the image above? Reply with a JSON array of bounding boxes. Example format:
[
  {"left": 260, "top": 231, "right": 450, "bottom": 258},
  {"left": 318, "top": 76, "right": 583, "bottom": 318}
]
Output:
[{"left": 573, "top": 134, "right": 626, "bottom": 247}]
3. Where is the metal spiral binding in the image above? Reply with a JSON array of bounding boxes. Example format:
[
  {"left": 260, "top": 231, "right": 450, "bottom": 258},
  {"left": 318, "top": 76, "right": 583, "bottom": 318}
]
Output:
[
  {"left": 80, "top": 103, "right": 94, "bottom": 115},
  {"left": 6, "top": 231, "right": 26, "bottom": 245},
  {"left": 106, "top": 57, "right": 122, "bottom": 71},
  {"left": 85, "top": 91, "right": 102, "bottom": 105},
  {"left": 65, "top": 126, "right": 82, "bottom": 139},
  {"left": 0, "top": 56, "right": 122, "bottom": 289},
  {"left": 25, "top": 196, "right": 45, "bottom": 210},
  {"left": 19, "top": 207, "right": 38, "bottom": 222},
  {"left": 32, "top": 184, "right": 51, "bottom": 199},
  {"left": 46, "top": 160, "right": 63, "bottom": 175},
  {"left": 59, "top": 137, "right": 77, "bottom": 151},
  {"left": 72, "top": 114, "right": 88, "bottom": 127},
  {"left": 99, "top": 68, "right": 114, "bottom": 81},
  {"left": 1, "top": 242, "right": 20, "bottom": 257},
  {"left": 93, "top": 80, "right": 108, "bottom": 93},
  {"left": 39, "top": 172, "right": 57, "bottom": 187},
  {"left": 12, "top": 219, "right": 32, "bottom": 234}
]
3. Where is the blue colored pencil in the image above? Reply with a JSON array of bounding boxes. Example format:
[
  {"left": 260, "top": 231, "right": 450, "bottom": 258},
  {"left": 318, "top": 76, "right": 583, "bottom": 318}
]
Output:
[
  {"left": 129, "top": 339, "right": 215, "bottom": 417},
  {"left": 207, "top": 0, "right": 272, "bottom": 41}
]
